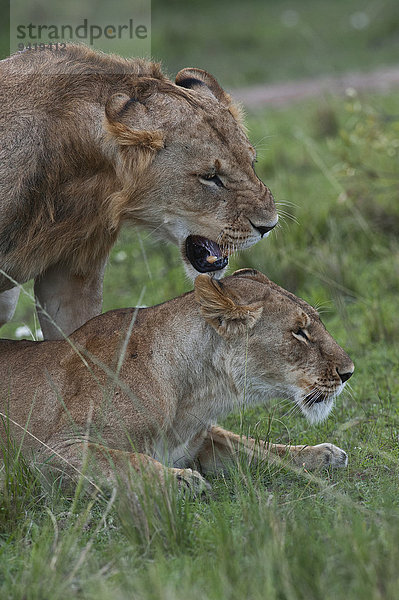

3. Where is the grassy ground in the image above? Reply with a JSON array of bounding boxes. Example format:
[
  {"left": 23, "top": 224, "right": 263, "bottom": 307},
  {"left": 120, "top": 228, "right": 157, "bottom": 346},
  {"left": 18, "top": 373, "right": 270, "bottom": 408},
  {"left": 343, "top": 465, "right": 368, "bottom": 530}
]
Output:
[
  {"left": 2, "top": 0, "right": 399, "bottom": 85},
  {"left": 1, "top": 87, "right": 399, "bottom": 598},
  {"left": 151, "top": 0, "right": 399, "bottom": 86}
]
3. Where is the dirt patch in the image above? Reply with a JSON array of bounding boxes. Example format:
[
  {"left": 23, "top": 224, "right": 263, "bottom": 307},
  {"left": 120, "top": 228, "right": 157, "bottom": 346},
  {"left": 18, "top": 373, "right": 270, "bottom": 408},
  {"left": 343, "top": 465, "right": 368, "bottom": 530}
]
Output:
[{"left": 231, "top": 65, "right": 399, "bottom": 108}]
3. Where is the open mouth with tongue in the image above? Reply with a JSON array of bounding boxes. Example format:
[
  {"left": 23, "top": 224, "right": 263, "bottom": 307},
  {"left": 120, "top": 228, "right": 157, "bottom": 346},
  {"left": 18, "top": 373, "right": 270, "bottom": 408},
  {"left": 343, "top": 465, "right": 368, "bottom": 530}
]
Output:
[{"left": 185, "top": 235, "right": 229, "bottom": 273}]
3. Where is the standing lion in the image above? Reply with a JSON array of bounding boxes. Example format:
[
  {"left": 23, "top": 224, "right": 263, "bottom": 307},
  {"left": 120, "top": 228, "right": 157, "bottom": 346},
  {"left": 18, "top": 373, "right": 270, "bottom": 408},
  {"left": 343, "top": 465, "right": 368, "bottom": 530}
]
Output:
[{"left": 0, "top": 45, "right": 277, "bottom": 339}]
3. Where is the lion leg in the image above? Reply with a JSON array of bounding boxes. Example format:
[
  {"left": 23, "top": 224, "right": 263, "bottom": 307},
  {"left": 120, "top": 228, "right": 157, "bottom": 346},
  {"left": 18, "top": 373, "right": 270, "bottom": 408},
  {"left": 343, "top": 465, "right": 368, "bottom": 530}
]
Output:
[
  {"left": 34, "top": 261, "right": 106, "bottom": 340},
  {"left": 196, "top": 425, "right": 348, "bottom": 473},
  {"left": 0, "top": 287, "right": 20, "bottom": 328},
  {"left": 45, "top": 441, "right": 209, "bottom": 495}
]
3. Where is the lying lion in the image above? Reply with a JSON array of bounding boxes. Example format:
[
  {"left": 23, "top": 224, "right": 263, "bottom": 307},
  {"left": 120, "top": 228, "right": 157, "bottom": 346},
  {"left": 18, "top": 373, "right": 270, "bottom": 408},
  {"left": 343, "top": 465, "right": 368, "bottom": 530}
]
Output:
[
  {"left": 0, "top": 269, "right": 353, "bottom": 492},
  {"left": 0, "top": 45, "right": 277, "bottom": 339}
]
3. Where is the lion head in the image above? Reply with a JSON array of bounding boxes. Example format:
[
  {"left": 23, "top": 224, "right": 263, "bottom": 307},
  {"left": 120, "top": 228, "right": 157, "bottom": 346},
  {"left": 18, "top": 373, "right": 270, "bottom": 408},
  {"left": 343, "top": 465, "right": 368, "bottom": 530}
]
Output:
[
  {"left": 194, "top": 269, "right": 354, "bottom": 424},
  {"left": 104, "top": 68, "right": 278, "bottom": 278}
]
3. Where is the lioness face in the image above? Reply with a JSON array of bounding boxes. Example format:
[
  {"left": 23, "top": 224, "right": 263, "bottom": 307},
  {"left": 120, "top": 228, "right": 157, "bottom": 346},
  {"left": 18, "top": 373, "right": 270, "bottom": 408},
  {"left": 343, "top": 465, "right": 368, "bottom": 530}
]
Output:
[
  {"left": 106, "top": 70, "right": 278, "bottom": 278},
  {"left": 248, "top": 296, "right": 354, "bottom": 425},
  {"left": 195, "top": 270, "right": 354, "bottom": 424}
]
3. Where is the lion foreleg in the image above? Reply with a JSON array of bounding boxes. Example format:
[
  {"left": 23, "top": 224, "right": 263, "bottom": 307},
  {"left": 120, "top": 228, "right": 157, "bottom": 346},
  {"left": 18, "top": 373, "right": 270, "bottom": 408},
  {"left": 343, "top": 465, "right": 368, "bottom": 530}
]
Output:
[
  {"left": 44, "top": 441, "right": 209, "bottom": 495},
  {"left": 196, "top": 425, "right": 348, "bottom": 473},
  {"left": 0, "top": 287, "right": 20, "bottom": 328},
  {"left": 34, "top": 261, "right": 106, "bottom": 340}
]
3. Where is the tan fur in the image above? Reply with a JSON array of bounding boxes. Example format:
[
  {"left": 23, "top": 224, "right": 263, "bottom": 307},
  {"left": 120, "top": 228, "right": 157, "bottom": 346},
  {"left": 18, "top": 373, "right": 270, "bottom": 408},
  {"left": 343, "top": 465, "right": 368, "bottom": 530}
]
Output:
[
  {"left": 0, "top": 269, "right": 354, "bottom": 493},
  {"left": 0, "top": 45, "right": 277, "bottom": 339}
]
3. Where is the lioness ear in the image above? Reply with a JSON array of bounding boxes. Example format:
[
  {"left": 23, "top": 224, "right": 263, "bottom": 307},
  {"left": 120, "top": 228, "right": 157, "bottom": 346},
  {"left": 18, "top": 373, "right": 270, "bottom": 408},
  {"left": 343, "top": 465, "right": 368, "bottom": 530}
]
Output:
[
  {"left": 194, "top": 274, "right": 263, "bottom": 337},
  {"left": 232, "top": 269, "right": 271, "bottom": 285},
  {"left": 105, "top": 93, "right": 164, "bottom": 150},
  {"left": 175, "top": 68, "right": 231, "bottom": 107}
]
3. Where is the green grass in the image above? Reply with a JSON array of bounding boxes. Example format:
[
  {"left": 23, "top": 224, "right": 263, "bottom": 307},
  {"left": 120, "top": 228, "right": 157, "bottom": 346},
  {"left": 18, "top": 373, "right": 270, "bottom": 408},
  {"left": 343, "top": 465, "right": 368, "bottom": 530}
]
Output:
[
  {"left": 2, "top": 0, "right": 399, "bottom": 85},
  {"left": 151, "top": 0, "right": 399, "bottom": 86},
  {"left": 1, "top": 88, "right": 399, "bottom": 598}
]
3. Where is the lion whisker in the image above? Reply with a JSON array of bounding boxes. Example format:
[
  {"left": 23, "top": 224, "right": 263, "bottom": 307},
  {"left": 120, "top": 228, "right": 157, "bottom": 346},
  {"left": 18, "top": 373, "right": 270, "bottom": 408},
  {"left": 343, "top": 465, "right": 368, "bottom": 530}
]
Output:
[{"left": 275, "top": 200, "right": 300, "bottom": 210}]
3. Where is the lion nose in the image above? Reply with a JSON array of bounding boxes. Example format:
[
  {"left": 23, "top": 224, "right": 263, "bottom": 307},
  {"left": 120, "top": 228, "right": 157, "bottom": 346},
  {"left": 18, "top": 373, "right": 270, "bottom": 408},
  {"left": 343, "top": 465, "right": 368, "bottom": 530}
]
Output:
[
  {"left": 250, "top": 219, "right": 278, "bottom": 238},
  {"left": 337, "top": 368, "right": 354, "bottom": 383}
]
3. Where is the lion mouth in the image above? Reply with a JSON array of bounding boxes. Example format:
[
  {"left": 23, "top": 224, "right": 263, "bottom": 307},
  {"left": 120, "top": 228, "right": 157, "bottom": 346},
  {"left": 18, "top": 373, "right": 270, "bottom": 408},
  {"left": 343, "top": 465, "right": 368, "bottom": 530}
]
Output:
[
  {"left": 303, "top": 390, "right": 328, "bottom": 406},
  {"left": 303, "top": 390, "right": 330, "bottom": 406},
  {"left": 185, "top": 236, "right": 229, "bottom": 273}
]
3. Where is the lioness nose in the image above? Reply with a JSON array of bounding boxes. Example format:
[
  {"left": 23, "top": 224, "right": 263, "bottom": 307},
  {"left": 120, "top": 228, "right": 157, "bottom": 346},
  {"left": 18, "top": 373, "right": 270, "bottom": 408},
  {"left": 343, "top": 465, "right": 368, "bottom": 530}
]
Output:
[
  {"left": 337, "top": 369, "right": 354, "bottom": 383},
  {"left": 251, "top": 221, "right": 277, "bottom": 238}
]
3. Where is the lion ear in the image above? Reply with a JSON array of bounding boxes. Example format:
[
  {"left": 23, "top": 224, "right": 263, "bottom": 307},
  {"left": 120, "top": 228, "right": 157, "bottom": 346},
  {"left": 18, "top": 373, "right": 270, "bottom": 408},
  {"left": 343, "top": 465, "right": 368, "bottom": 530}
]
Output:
[
  {"left": 231, "top": 269, "right": 271, "bottom": 285},
  {"left": 175, "top": 68, "right": 231, "bottom": 107},
  {"left": 105, "top": 93, "right": 164, "bottom": 151},
  {"left": 194, "top": 274, "right": 263, "bottom": 337}
]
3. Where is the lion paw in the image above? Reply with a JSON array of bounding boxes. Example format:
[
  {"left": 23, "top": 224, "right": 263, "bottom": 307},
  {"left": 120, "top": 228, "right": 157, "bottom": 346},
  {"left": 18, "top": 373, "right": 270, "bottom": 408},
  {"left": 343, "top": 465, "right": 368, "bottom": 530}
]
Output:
[
  {"left": 175, "top": 468, "right": 211, "bottom": 496},
  {"left": 313, "top": 443, "right": 348, "bottom": 468}
]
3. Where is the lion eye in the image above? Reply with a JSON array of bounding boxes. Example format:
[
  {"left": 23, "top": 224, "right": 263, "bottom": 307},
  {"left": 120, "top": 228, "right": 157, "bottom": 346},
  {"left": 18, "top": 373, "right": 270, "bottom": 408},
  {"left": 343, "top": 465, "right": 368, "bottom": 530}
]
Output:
[
  {"left": 199, "top": 174, "right": 224, "bottom": 188},
  {"left": 292, "top": 328, "right": 310, "bottom": 342}
]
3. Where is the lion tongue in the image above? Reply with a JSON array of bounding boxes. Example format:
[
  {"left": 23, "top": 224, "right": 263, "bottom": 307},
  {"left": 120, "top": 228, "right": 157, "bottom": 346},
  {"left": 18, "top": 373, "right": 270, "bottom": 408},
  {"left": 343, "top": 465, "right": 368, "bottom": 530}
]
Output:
[
  {"left": 185, "top": 236, "right": 228, "bottom": 273},
  {"left": 206, "top": 255, "right": 219, "bottom": 264}
]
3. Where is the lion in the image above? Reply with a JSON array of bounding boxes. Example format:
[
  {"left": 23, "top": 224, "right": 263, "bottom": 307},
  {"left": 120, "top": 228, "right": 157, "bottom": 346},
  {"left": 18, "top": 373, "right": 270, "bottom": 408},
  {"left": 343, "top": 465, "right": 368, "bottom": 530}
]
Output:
[
  {"left": 0, "top": 269, "right": 354, "bottom": 493},
  {"left": 0, "top": 45, "right": 277, "bottom": 340}
]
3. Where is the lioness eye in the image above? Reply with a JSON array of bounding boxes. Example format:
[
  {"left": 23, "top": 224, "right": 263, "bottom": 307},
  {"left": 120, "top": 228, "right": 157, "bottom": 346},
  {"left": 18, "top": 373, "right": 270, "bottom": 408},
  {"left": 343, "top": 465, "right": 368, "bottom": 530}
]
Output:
[
  {"left": 199, "top": 174, "right": 224, "bottom": 188},
  {"left": 293, "top": 328, "right": 309, "bottom": 342}
]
